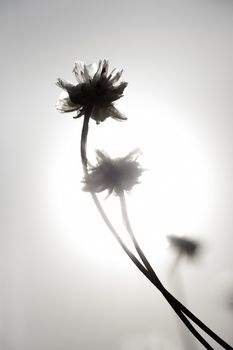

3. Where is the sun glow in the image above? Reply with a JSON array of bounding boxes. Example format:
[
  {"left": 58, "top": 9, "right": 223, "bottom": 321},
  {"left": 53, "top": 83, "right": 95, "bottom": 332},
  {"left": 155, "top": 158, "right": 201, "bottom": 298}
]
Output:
[{"left": 48, "top": 99, "right": 215, "bottom": 271}]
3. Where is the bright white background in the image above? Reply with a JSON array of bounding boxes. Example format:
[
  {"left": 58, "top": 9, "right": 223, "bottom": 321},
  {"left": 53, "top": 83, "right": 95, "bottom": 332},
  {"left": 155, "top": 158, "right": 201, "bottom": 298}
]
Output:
[{"left": 1, "top": 0, "right": 233, "bottom": 349}]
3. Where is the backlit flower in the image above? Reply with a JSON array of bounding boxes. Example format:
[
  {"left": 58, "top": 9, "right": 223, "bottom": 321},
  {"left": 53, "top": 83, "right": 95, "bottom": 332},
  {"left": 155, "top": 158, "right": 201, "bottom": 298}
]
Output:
[
  {"left": 82, "top": 149, "right": 144, "bottom": 196},
  {"left": 56, "top": 59, "right": 128, "bottom": 124},
  {"left": 167, "top": 235, "right": 200, "bottom": 259}
]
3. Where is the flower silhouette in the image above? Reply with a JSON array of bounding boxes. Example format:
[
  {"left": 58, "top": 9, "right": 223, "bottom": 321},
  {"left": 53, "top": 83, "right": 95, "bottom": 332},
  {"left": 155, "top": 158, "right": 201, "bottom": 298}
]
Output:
[
  {"left": 167, "top": 235, "right": 200, "bottom": 259},
  {"left": 82, "top": 149, "right": 144, "bottom": 196},
  {"left": 56, "top": 59, "right": 127, "bottom": 124}
]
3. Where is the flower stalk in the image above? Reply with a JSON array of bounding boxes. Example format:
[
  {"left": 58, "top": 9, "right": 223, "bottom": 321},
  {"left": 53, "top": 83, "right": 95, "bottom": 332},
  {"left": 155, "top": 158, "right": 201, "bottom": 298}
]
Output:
[
  {"left": 80, "top": 107, "right": 92, "bottom": 169},
  {"left": 56, "top": 59, "right": 233, "bottom": 350},
  {"left": 81, "top": 114, "right": 232, "bottom": 349}
]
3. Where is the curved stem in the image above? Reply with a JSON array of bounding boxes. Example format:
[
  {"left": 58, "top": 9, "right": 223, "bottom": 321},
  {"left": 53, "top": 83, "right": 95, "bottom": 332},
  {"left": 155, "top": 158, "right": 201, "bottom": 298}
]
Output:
[
  {"left": 119, "top": 192, "right": 232, "bottom": 350},
  {"left": 91, "top": 193, "right": 213, "bottom": 349},
  {"left": 90, "top": 192, "right": 147, "bottom": 273},
  {"left": 165, "top": 297, "right": 214, "bottom": 350},
  {"left": 80, "top": 114, "right": 232, "bottom": 350},
  {"left": 80, "top": 111, "right": 149, "bottom": 278},
  {"left": 162, "top": 288, "right": 232, "bottom": 349},
  {"left": 119, "top": 192, "right": 157, "bottom": 275}
]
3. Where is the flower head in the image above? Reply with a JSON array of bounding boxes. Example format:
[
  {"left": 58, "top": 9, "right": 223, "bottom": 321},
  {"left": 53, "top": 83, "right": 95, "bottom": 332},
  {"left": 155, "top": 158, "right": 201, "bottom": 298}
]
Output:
[
  {"left": 56, "top": 59, "right": 128, "bottom": 124},
  {"left": 167, "top": 235, "right": 200, "bottom": 259},
  {"left": 227, "top": 293, "right": 233, "bottom": 310},
  {"left": 82, "top": 149, "right": 144, "bottom": 196}
]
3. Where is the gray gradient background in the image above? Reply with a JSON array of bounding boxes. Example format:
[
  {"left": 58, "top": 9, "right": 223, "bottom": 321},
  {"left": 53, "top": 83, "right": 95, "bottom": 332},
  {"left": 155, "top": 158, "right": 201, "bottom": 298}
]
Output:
[{"left": 1, "top": 0, "right": 233, "bottom": 349}]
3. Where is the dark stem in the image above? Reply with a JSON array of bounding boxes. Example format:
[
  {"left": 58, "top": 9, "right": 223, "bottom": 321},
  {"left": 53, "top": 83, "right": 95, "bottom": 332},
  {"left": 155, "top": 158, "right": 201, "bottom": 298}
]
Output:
[
  {"left": 92, "top": 193, "right": 213, "bottom": 349},
  {"left": 170, "top": 258, "right": 197, "bottom": 350},
  {"left": 160, "top": 282, "right": 232, "bottom": 349},
  {"left": 80, "top": 113, "right": 232, "bottom": 350},
  {"left": 165, "top": 297, "right": 214, "bottom": 350},
  {"left": 81, "top": 107, "right": 92, "bottom": 169},
  {"left": 119, "top": 192, "right": 158, "bottom": 275},
  {"left": 80, "top": 111, "right": 149, "bottom": 276},
  {"left": 119, "top": 191, "right": 232, "bottom": 350},
  {"left": 119, "top": 192, "right": 212, "bottom": 349}
]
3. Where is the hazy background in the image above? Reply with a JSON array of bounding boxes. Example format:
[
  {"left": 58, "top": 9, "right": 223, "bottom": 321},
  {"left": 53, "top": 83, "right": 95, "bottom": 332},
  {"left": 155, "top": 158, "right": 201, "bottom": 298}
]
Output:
[{"left": 1, "top": 0, "right": 233, "bottom": 349}]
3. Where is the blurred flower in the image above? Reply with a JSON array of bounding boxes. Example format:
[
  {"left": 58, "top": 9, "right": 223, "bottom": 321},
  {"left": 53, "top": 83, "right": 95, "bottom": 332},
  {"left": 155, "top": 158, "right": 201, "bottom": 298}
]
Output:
[
  {"left": 82, "top": 149, "right": 144, "bottom": 196},
  {"left": 167, "top": 235, "right": 200, "bottom": 259},
  {"left": 56, "top": 59, "right": 128, "bottom": 124},
  {"left": 227, "top": 293, "right": 233, "bottom": 310}
]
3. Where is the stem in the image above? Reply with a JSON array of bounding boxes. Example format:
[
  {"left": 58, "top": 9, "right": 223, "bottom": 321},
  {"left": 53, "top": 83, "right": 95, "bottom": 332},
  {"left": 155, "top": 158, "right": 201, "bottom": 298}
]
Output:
[
  {"left": 80, "top": 114, "right": 232, "bottom": 350},
  {"left": 92, "top": 194, "right": 213, "bottom": 349},
  {"left": 162, "top": 285, "right": 232, "bottom": 349},
  {"left": 81, "top": 107, "right": 92, "bottom": 169},
  {"left": 170, "top": 257, "right": 197, "bottom": 350},
  {"left": 91, "top": 192, "right": 156, "bottom": 277},
  {"left": 119, "top": 192, "right": 232, "bottom": 350},
  {"left": 80, "top": 111, "right": 149, "bottom": 277},
  {"left": 165, "top": 298, "right": 214, "bottom": 350},
  {"left": 119, "top": 192, "right": 160, "bottom": 277},
  {"left": 169, "top": 252, "right": 182, "bottom": 277}
]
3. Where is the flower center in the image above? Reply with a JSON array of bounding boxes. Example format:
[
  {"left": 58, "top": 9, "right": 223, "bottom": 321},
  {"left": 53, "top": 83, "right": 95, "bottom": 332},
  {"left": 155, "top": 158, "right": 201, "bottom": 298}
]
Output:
[{"left": 69, "top": 78, "right": 112, "bottom": 108}]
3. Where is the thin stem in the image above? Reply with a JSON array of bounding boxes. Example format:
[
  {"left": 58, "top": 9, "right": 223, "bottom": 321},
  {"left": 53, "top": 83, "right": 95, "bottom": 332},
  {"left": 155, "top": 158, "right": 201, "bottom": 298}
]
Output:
[
  {"left": 169, "top": 252, "right": 182, "bottom": 277},
  {"left": 119, "top": 192, "right": 156, "bottom": 274},
  {"left": 80, "top": 113, "right": 232, "bottom": 350},
  {"left": 80, "top": 111, "right": 149, "bottom": 277},
  {"left": 91, "top": 193, "right": 213, "bottom": 349},
  {"left": 119, "top": 191, "right": 233, "bottom": 350},
  {"left": 170, "top": 257, "right": 197, "bottom": 350},
  {"left": 81, "top": 107, "right": 92, "bottom": 169},
  {"left": 90, "top": 192, "right": 230, "bottom": 350},
  {"left": 162, "top": 286, "right": 232, "bottom": 349},
  {"left": 90, "top": 191, "right": 149, "bottom": 275},
  {"left": 91, "top": 189, "right": 213, "bottom": 347},
  {"left": 165, "top": 298, "right": 214, "bottom": 350}
]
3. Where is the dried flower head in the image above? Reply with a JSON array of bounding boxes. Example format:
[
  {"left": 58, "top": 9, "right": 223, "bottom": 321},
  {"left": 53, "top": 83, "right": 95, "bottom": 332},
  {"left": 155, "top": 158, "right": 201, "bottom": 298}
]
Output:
[
  {"left": 82, "top": 149, "right": 144, "bottom": 196},
  {"left": 167, "top": 235, "right": 200, "bottom": 259},
  {"left": 56, "top": 59, "right": 128, "bottom": 124}
]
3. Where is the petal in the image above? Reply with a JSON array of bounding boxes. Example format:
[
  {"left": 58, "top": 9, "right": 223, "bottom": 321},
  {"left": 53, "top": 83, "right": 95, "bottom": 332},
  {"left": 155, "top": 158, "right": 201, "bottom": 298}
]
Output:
[
  {"left": 101, "top": 59, "right": 109, "bottom": 76},
  {"left": 56, "top": 102, "right": 78, "bottom": 113},
  {"left": 83, "top": 62, "right": 97, "bottom": 80},
  {"left": 73, "top": 108, "right": 85, "bottom": 119},
  {"left": 91, "top": 106, "right": 110, "bottom": 123},
  {"left": 56, "top": 91, "right": 80, "bottom": 112},
  {"left": 124, "top": 148, "right": 142, "bottom": 162},
  {"left": 83, "top": 181, "right": 107, "bottom": 193},
  {"left": 56, "top": 78, "right": 74, "bottom": 92},
  {"left": 85, "top": 62, "right": 98, "bottom": 78},
  {"left": 82, "top": 171, "right": 108, "bottom": 193},
  {"left": 73, "top": 61, "right": 85, "bottom": 83},
  {"left": 107, "top": 68, "right": 116, "bottom": 80},
  {"left": 108, "top": 69, "right": 123, "bottom": 84},
  {"left": 95, "top": 149, "right": 110, "bottom": 162},
  {"left": 92, "top": 60, "right": 103, "bottom": 82},
  {"left": 113, "top": 81, "right": 128, "bottom": 95},
  {"left": 107, "top": 106, "right": 127, "bottom": 121}
]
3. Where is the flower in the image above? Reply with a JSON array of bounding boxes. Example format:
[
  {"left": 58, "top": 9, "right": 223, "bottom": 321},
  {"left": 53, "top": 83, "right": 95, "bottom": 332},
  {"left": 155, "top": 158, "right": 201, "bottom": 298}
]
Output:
[
  {"left": 167, "top": 235, "right": 200, "bottom": 259},
  {"left": 227, "top": 293, "right": 233, "bottom": 310},
  {"left": 82, "top": 149, "right": 144, "bottom": 196},
  {"left": 56, "top": 59, "right": 128, "bottom": 124}
]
